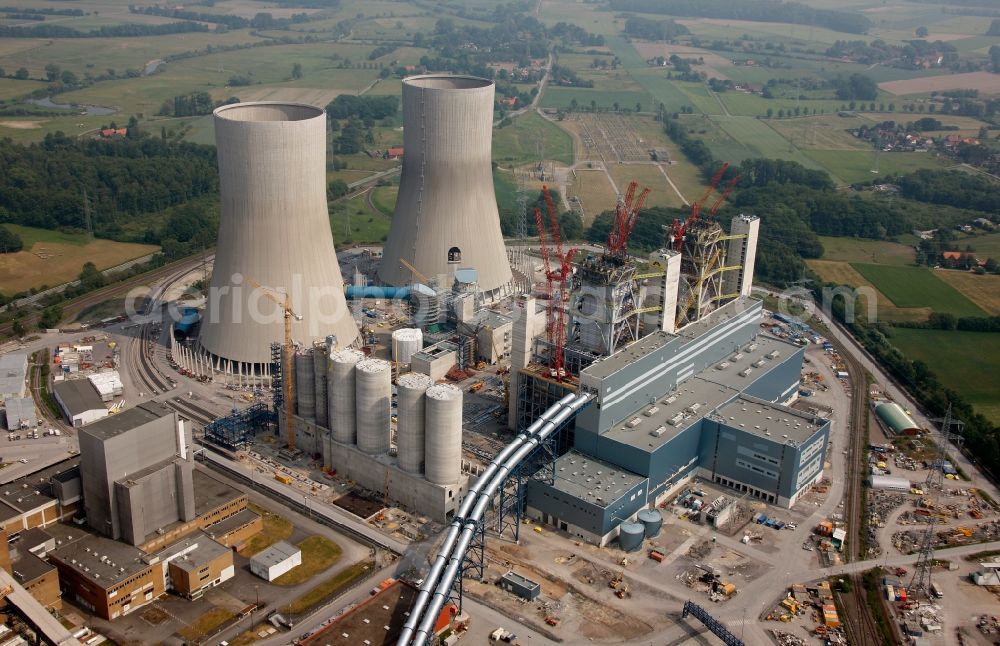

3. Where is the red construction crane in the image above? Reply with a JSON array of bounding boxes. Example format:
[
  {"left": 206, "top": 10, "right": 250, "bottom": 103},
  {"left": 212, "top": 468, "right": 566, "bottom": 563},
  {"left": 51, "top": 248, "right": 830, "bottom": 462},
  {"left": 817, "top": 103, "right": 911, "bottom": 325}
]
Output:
[
  {"left": 706, "top": 173, "right": 741, "bottom": 218},
  {"left": 606, "top": 181, "right": 651, "bottom": 257},
  {"left": 536, "top": 186, "right": 577, "bottom": 380},
  {"left": 669, "top": 162, "right": 729, "bottom": 250}
]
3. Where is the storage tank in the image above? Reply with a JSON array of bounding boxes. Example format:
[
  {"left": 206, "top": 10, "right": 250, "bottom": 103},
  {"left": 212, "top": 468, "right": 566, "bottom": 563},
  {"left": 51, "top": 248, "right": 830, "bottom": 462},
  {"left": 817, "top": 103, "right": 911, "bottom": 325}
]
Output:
[
  {"left": 424, "top": 383, "right": 463, "bottom": 484},
  {"left": 396, "top": 372, "right": 433, "bottom": 474},
  {"left": 392, "top": 328, "right": 423, "bottom": 365},
  {"left": 328, "top": 349, "right": 364, "bottom": 443},
  {"left": 312, "top": 343, "right": 328, "bottom": 428},
  {"left": 618, "top": 522, "right": 645, "bottom": 552},
  {"left": 294, "top": 351, "right": 315, "bottom": 421},
  {"left": 638, "top": 508, "right": 663, "bottom": 538},
  {"left": 355, "top": 358, "right": 391, "bottom": 454}
]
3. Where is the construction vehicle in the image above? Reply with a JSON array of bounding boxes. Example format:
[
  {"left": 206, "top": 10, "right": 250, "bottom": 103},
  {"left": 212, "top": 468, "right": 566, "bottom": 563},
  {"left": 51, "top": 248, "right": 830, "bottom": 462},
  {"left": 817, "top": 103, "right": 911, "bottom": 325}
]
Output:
[
  {"left": 615, "top": 584, "right": 630, "bottom": 599},
  {"left": 544, "top": 616, "right": 558, "bottom": 626},
  {"left": 247, "top": 278, "right": 302, "bottom": 451},
  {"left": 609, "top": 571, "right": 623, "bottom": 589},
  {"left": 469, "top": 381, "right": 485, "bottom": 393}
]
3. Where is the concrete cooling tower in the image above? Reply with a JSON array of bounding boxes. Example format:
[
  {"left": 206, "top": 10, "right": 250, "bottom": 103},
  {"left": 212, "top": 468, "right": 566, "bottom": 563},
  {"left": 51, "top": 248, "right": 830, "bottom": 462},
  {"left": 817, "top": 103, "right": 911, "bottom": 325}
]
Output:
[
  {"left": 200, "top": 102, "right": 359, "bottom": 369},
  {"left": 378, "top": 75, "right": 513, "bottom": 301}
]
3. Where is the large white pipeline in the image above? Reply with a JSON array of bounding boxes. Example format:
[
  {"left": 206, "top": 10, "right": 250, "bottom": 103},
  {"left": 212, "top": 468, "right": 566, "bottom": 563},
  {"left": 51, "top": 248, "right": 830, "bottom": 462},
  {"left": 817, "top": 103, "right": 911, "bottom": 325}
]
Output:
[
  {"left": 396, "top": 392, "right": 578, "bottom": 645},
  {"left": 398, "top": 391, "right": 593, "bottom": 645}
]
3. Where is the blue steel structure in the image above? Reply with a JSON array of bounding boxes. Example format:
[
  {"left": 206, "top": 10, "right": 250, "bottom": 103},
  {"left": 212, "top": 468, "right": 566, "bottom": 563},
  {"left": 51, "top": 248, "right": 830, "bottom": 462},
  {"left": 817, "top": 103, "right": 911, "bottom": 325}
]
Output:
[
  {"left": 204, "top": 402, "right": 271, "bottom": 450},
  {"left": 681, "top": 601, "right": 745, "bottom": 646}
]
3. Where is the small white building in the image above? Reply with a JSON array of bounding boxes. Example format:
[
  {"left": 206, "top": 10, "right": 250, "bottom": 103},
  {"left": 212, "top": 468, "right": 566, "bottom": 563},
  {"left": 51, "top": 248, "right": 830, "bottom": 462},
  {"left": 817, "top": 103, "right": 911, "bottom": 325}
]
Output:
[
  {"left": 249, "top": 541, "right": 301, "bottom": 582},
  {"left": 53, "top": 379, "right": 107, "bottom": 427},
  {"left": 87, "top": 371, "right": 124, "bottom": 402}
]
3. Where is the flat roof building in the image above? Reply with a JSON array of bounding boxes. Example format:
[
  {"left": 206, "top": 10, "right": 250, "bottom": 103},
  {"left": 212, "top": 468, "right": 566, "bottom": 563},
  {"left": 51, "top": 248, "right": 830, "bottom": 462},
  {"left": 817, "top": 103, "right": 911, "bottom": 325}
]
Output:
[
  {"left": 79, "top": 402, "right": 195, "bottom": 546},
  {"left": 52, "top": 380, "right": 107, "bottom": 428},
  {"left": 2, "top": 397, "right": 37, "bottom": 431},
  {"left": 0, "top": 354, "right": 27, "bottom": 402},
  {"left": 155, "top": 531, "right": 234, "bottom": 600},
  {"left": 250, "top": 541, "right": 301, "bottom": 582}
]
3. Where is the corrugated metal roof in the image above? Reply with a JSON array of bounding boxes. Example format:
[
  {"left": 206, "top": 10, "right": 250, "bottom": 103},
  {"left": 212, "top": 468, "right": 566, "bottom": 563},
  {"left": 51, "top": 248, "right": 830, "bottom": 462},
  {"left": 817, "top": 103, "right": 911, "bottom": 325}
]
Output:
[{"left": 874, "top": 402, "right": 919, "bottom": 434}]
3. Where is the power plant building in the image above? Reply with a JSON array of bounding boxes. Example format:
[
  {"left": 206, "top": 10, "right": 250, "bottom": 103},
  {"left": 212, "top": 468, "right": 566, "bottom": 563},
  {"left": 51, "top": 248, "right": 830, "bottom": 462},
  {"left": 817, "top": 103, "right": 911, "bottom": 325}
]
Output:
[
  {"left": 198, "top": 102, "right": 359, "bottom": 380},
  {"left": 379, "top": 75, "right": 512, "bottom": 300},
  {"left": 78, "top": 402, "right": 196, "bottom": 546},
  {"left": 524, "top": 297, "right": 831, "bottom": 546}
]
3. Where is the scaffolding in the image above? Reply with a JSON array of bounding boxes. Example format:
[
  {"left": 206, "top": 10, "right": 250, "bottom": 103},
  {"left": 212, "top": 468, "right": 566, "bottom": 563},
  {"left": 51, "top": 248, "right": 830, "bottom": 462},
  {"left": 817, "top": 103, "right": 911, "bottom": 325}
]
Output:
[
  {"left": 515, "top": 366, "right": 578, "bottom": 450},
  {"left": 204, "top": 402, "right": 272, "bottom": 450},
  {"left": 675, "top": 220, "right": 740, "bottom": 328},
  {"left": 270, "top": 341, "right": 283, "bottom": 412},
  {"left": 566, "top": 254, "right": 640, "bottom": 356}
]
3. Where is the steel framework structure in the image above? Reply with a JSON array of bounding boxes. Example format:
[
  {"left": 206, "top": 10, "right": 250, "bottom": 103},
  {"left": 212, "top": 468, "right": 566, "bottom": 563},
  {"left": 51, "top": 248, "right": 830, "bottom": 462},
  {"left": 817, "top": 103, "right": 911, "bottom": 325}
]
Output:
[
  {"left": 204, "top": 402, "right": 272, "bottom": 450},
  {"left": 681, "top": 601, "right": 745, "bottom": 646}
]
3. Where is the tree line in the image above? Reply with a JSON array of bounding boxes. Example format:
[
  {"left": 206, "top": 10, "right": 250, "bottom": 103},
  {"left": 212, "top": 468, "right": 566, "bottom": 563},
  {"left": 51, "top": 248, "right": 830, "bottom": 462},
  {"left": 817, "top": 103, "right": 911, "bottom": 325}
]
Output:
[
  {"left": 609, "top": 0, "right": 872, "bottom": 34},
  {"left": 0, "top": 21, "right": 209, "bottom": 37},
  {"left": 0, "top": 133, "right": 217, "bottom": 239}
]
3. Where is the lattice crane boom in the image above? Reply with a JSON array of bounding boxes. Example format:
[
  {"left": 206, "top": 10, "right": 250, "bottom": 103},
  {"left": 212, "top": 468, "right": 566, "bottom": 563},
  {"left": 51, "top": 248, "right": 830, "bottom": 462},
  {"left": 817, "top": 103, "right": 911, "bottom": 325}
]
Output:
[
  {"left": 670, "top": 162, "right": 729, "bottom": 250},
  {"left": 247, "top": 278, "right": 302, "bottom": 451}
]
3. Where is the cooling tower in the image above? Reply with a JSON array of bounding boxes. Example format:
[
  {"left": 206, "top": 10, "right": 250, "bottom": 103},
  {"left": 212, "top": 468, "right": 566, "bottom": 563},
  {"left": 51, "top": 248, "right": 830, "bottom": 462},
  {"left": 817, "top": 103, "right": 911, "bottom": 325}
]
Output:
[
  {"left": 355, "top": 358, "right": 391, "bottom": 454},
  {"left": 328, "top": 349, "right": 364, "bottom": 444},
  {"left": 424, "top": 383, "right": 463, "bottom": 485},
  {"left": 378, "top": 75, "right": 513, "bottom": 300},
  {"left": 200, "top": 102, "right": 359, "bottom": 367},
  {"left": 396, "top": 372, "right": 433, "bottom": 474}
]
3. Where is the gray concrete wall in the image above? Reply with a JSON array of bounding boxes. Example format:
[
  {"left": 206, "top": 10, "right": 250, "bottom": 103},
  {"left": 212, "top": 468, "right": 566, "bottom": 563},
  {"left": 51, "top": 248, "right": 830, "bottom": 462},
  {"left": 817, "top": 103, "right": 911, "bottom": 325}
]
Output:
[{"left": 115, "top": 459, "right": 195, "bottom": 546}]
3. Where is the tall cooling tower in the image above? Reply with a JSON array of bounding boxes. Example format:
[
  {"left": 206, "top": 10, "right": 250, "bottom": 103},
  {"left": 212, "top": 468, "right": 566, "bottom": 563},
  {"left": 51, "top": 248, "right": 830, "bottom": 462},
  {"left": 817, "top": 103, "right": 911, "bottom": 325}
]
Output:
[
  {"left": 424, "top": 383, "right": 463, "bottom": 485},
  {"left": 378, "top": 76, "right": 513, "bottom": 301},
  {"left": 200, "top": 103, "right": 359, "bottom": 367},
  {"left": 396, "top": 372, "right": 433, "bottom": 474}
]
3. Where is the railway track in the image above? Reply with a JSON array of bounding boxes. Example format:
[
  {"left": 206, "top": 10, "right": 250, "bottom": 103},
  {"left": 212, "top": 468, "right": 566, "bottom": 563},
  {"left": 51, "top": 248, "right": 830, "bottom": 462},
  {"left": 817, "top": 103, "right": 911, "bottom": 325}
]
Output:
[
  {"left": 833, "top": 333, "right": 885, "bottom": 645},
  {"left": 0, "top": 250, "right": 213, "bottom": 337}
]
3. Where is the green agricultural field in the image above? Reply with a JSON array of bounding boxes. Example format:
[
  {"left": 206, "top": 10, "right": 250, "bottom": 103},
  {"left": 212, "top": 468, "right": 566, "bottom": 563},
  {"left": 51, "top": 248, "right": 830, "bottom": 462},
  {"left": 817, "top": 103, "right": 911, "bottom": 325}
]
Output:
[
  {"left": 0, "top": 78, "right": 45, "bottom": 102},
  {"left": 494, "top": 111, "right": 574, "bottom": 166},
  {"left": 803, "top": 149, "right": 951, "bottom": 185},
  {"left": 329, "top": 191, "right": 391, "bottom": 246},
  {"left": 711, "top": 115, "right": 824, "bottom": 169},
  {"left": 889, "top": 328, "right": 1000, "bottom": 424},
  {"left": 817, "top": 236, "right": 915, "bottom": 265},
  {"left": 371, "top": 185, "right": 398, "bottom": 217},
  {"left": 952, "top": 231, "right": 1000, "bottom": 261},
  {"left": 851, "top": 263, "right": 986, "bottom": 317},
  {"left": 540, "top": 87, "right": 653, "bottom": 112}
]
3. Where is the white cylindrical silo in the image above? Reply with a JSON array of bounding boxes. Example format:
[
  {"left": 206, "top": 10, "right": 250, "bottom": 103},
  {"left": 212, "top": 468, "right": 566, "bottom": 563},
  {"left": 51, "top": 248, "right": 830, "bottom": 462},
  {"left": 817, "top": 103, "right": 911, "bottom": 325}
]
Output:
[
  {"left": 294, "top": 351, "right": 315, "bottom": 422},
  {"left": 355, "top": 358, "right": 391, "bottom": 455},
  {"left": 312, "top": 343, "right": 328, "bottom": 428},
  {"left": 200, "top": 102, "right": 359, "bottom": 368},
  {"left": 424, "top": 383, "right": 463, "bottom": 485},
  {"left": 396, "top": 372, "right": 433, "bottom": 474},
  {"left": 392, "top": 328, "right": 423, "bottom": 365},
  {"left": 378, "top": 76, "right": 513, "bottom": 301},
  {"left": 328, "top": 348, "right": 364, "bottom": 443}
]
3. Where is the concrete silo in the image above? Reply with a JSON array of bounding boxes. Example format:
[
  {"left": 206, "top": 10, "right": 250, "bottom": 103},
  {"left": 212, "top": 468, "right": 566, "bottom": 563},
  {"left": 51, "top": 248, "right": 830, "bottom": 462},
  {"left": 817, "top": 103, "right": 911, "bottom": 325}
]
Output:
[
  {"left": 424, "top": 383, "right": 463, "bottom": 485},
  {"left": 200, "top": 102, "right": 359, "bottom": 372},
  {"left": 355, "top": 358, "right": 391, "bottom": 455},
  {"left": 396, "top": 372, "right": 433, "bottom": 474},
  {"left": 312, "top": 342, "right": 328, "bottom": 428},
  {"left": 328, "top": 348, "right": 364, "bottom": 444},
  {"left": 294, "top": 351, "right": 315, "bottom": 422},
  {"left": 378, "top": 76, "right": 513, "bottom": 301}
]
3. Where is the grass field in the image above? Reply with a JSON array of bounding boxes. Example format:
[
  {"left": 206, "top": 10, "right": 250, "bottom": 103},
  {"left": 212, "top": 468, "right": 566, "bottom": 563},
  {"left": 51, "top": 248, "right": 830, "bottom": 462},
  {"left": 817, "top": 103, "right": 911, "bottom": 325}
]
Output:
[
  {"left": 851, "top": 263, "right": 986, "bottom": 317},
  {"left": 954, "top": 231, "right": 1000, "bottom": 260},
  {"left": 540, "top": 86, "right": 653, "bottom": 112},
  {"left": 933, "top": 271, "right": 1000, "bottom": 316},
  {"left": 566, "top": 168, "right": 618, "bottom": 222},
  {"left": 608, "top": 163, "right": 685, "bottom": 209},
  {"left": 0, "top": 226, "right": 158, "bottom": 296},
  {"left": 178, "top": 607, "right": 234, "bottom": 642},
  {"left": 817, "top": 236, "right": 915, "bottom": 265},
  {"left": 767, "top": 114, "right": 874, "bottom": 151},
  {"left": 0, "top": 77, "right": 46, "bottom": 101},
  {"left": 711, "top": 115, "right": 824, "bottom": 169},
  {"left": 370, "top": 186, "right": 398, "bottom": 217},
  {"left": 272, "top": 536, "right": 343, "bottom": 586},
  {"left": 330, "top": 191, "right": 391, "bottom": 246},
  {"left": 889, "top": 328, "right": 1000, "bottom": 423},
  {"left": 803, "top": 149, "right": 951, "bottom": 185},
  {"left": 241, "top": 504, "right": 293, "bottom": 557},
  {"left": 284, "top": 559, "right": 374, "bottom": 616},
  {"left": 494, "top": 111, "right": 574, "bottom": 166},
  {"left": 806, "top": 259, "right": 929, "bottom": 323}
]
